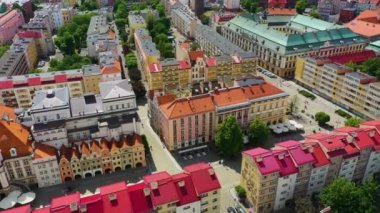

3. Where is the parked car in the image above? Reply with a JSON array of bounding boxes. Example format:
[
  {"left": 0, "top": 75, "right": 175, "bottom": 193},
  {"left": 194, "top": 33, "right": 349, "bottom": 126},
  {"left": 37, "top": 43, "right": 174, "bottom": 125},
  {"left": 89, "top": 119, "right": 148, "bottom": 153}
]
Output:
[
  {"left": 257, "top": 67, "right": 263, "bottom": 72},
  {"left": 228, "top": 207, "right": 238, "bottom": 213},
  {"left": 235, "top": 206, "right": 245, "bottom": 213},
  {"left": 37, "top": 61, "right": 45, "bottom": 67}
]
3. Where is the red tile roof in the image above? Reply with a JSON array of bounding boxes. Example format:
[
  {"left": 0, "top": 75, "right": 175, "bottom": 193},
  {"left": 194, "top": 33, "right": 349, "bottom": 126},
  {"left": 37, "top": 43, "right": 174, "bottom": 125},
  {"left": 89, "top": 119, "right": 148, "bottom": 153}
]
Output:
[
  {"left": 361, "top": 120, "right": 380, "bottom": 132},
  {"left": 272, "top": 150, "right": 298, "bottom": 177},
  {"left": 17, "top": 30, "right": 43, "bottom": 39},
  {"left": 267, "top": 8, "right": 297, "bottom": 16},
  {"left": 172, "top": 173, "right": 199, "bottom": 205},
  {"left": 143, "top": 171, "right": 179, "bottom": 206},
  {"left": 275, "top": 140, "right": 316, "bottom": 166},
  {"left": 0, "top": 105, "right": 33, "bottom": 159},
  {"left": 3, "top": 205, "right": 31, "bottom": 213},
  {"left": 328, "top": 50, "right": 376, "bottom": 65},
  {"left": 188, "top": 51, "right": 204, "bottom": 61},
  {"left": 99, "top": 182, "right": 133, "bottom": 213},
  {"left": 80, "top": 194, "right": 103, "bottom": 213},
  {"left": 212, "top": 87, "right": 248, "bottom": 107},
  {"left": 205, "top": 57, "right": 217, "bottom": 67},
  {"left": 244, "top": 148, "right": 281, "bottom": 175},
  {"left": 127, "top": 182, "right": 153, "bottom": 213},
  {"left": 148, "top": 63, "right": 162, "bottom": 73},
  {"left": 51, "top": 192, "right": 80, "bottom": 211},
  {"left": 184, "top": 162, "right": 221, "bottom": 195},
  {"left": 241, "top": 82, "right": 285, "bottom": 100},
  {"left": 178, "top": 60, "right": 191, "bottom": 69},
  {"left": 310, "top": 144, "right": 330, "bottom": 168},
  {"left": 32, "top": 207, "right": 51, "bottom": 213},
  {"left": 156, "top": 94, "right": 176, "bottom": 106}
]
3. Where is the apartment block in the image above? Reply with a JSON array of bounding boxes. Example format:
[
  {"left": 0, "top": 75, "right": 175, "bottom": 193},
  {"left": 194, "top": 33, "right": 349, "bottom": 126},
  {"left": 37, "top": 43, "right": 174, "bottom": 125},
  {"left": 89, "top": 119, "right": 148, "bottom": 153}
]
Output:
[
  {"left": 127, "top": 14, "right": 146, "bottom": 34},
  {"left": 195, "top": 24, "right": 247, "bottom": 56},
  {"left": 171, "top": 3, "right": 200, "bottom": 38},
  {"left": 9, "top": 37, "right": 38, "bottom": 71},
  {"left": 0, "top": 9, "right": 25, "bottom": 44},
  {"left": 16, "top": 30, "right": 49, "bottom": 59},
  {"left": 241, "top": 123, "right": 380, "bottom": 213},
  {"left": 0, "top": 52, "right": 29, "bottom": 77},
  {"left": 61, "top": 7, "right": 76, "bottom": 24},
  {"left": 134, "top": 28, "right": 160, "bottom": 76},
  {"left": 150, "top": 80, "right": 288, "bottom": 150},
  {"left": 295, "top": 52, "right": 380, "bottom": 120},
  {"left": 32, "top": 143, "right": 62, "bottom": 187},
  {"left": 87, "top": 15, "right": 117, "bottom": 58},
  {"left": 10, "top": 162, "right": 220, "bottom": 213},
  {"left": 221, "top": 14, "right": 367, "bottom": 77}
]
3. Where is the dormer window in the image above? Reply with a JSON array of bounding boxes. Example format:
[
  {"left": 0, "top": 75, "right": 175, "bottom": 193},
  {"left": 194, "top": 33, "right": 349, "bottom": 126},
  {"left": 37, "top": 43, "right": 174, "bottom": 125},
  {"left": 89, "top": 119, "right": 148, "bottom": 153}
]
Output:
[{"left": 10, "top": 148, "right": 17, "bottom": 157}]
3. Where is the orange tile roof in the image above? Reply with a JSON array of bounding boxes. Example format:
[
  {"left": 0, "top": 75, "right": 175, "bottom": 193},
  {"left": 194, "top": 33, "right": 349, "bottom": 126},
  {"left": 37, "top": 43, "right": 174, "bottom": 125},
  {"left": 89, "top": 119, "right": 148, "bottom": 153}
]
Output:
[
  {"left": 110, "top": 138, "right": 119, "bottom": 152},
  {"left": 101, "top": 59, "right": 122, "bottom": 74},
  {"left": 81, "top": 142, "right": 90, "bottom": 158},
  {"left": 241, "top": 82, "right": 285, "bottom": 100},
  {"left": 160, "top": 95, "right": 215, "bottom": 119},
  {"left": 346, "top": 9, "right": 380, "bottom": 37},
  {"left": 158, "top": 82, "right": 286, "bottom": 119},
  {"left": 267, "top": 8, "right": 297, "bottom": 16},
  {"left": 107, "top": 29, "right": 116, "bottom": 39},
  {"left": 0, "top": 105, "right": 32, "bottom": 159},
  {"left": 34, "top": 143, "right": 57, "bottom": 159},
  {"left": 188, "top": 51, "right": 204, "bottom": 61},
  {"left": 156, "top": 94, "right": 176, "bottom": 105},
  {"left": 90, "top": 140, "right": 101, "bottom": 155},
  {"left": 120, "top": 135, "right": 131, "bottom": 148},
  {"left": 212, "top": 88, "right": 248, "bottom": 107},
  {"left": 100, "top": 138, "right": 110, "bottom": 152}
]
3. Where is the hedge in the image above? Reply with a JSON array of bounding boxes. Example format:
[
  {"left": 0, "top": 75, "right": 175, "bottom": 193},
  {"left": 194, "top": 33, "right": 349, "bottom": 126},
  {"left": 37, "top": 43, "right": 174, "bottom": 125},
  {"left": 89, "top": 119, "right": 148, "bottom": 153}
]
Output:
[
  {"left": 335, "top": 109, "right": 352, "bottom": 119},
  {"left": 299, "top": 90, "right": 316, "bottom": 100}
]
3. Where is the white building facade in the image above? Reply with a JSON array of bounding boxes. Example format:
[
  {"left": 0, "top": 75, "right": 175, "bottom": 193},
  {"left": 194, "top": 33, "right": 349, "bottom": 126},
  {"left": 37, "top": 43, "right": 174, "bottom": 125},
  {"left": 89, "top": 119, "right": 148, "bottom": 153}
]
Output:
[{"left": 32, "top": 155, "right": 61, "bottom": 187}]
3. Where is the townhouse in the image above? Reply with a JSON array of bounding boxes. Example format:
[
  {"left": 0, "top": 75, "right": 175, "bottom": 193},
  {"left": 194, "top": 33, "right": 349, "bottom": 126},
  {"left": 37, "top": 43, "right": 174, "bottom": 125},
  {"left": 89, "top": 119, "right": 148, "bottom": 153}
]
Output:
[
  {"left": 221, "top": 14, "right": 367, "bottom": 78},
  {"left": 10, "top": 162, "right": 221, "bottom": 213},
  {"left": 295, "top": 52, "right": 380, "bottom": 120},
  {"left": 150, "top": 80, "right": 289, "bottom": 150},
  {"left": 127, "top": 14, "right": 146, "bottom": 34},
  {"left": 241, "top": 121, "right": 380, "bottom": 213},
  {"left": 171, "top": 3, "right": 200, "bottom": 38}
]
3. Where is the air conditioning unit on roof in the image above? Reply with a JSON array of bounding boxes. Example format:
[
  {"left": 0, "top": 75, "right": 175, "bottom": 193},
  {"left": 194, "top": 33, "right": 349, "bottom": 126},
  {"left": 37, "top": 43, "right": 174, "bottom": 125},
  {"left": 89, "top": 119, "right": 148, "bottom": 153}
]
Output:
[
  {"left": 108, "top": 193, "right": 117, "bottom": 201},
  {"left": 151, "top": 181, "right": 158, "bottom": 189},
  {"left": 70, "top": 203, "right": 78, "bottom": 212},
  {"left": 143, "top": 188, "right": 151, "bottom": 196},
  {"left": 178, "top": 180, "right": 185, "bottom": 187}
]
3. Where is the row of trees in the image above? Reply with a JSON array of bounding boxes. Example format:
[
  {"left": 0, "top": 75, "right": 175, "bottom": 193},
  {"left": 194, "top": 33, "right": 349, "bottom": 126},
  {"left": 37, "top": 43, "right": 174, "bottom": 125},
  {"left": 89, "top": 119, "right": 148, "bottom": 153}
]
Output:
[
  {"left": 146, "top": 15, "right": 174, "bottom": 58},
  {"left": 347, "top": 57, "right": 380, "bottom": 81},
  {"left": 215, "top": 116, "right": 270, "bottom": 158},
  {"left": 0, "top": 44, "right": 9, "bottom": 58},
  {"left": 55, "top": 13, "right": 97, "bottom": 55}
]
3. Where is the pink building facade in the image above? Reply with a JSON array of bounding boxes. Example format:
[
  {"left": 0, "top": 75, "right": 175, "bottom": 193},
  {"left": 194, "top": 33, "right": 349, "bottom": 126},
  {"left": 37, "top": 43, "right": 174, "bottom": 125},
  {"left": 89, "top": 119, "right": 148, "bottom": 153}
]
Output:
[{"left": 0, "top": 9, "right": 25, "bottom": 44}]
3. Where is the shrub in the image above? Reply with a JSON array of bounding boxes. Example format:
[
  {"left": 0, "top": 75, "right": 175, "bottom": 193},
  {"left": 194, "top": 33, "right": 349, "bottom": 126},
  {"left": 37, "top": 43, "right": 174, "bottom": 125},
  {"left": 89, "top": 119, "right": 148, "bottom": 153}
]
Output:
[
  {"left": 315, "top": 112, "right": 330, "bottom": 126},
  {"left": 335, "top": 109, "right": 352, "bottom": 119},
  {"left": 299, "top": 90, "right": 316, "bottom": 100},
  {"left": 235, "top": 185, "right": 246, "bottom": 198},
  {"left": 141, "top": 134, "right": 150, "bottom": 156}
]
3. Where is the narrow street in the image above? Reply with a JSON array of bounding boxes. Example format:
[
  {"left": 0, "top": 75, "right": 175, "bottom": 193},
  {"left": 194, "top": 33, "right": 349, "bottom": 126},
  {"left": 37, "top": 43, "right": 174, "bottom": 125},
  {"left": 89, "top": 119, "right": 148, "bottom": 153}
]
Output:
[{"left": 137, "top": 102, "right": 182, "bottom": 174}]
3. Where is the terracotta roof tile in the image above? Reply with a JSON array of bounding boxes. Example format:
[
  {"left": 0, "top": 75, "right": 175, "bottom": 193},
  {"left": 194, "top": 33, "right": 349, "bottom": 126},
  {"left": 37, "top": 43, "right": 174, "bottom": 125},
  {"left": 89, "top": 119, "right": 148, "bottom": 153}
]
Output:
[
  {"left": 81, "top": 142, "right": 90, "bottom": 158},
  {"left": 346, "top": 9, "right": 380, "bottom": 38},
  {"left": 90, "top": 140, "right": 101, "bottom": 155},
  {"left": 100, "top": 138, "right": 110, "bottom": 152},
  {"left": 267, "top": 8, "right": 297, "bottom": 16},
  {"left": 71, "top": 145, "right": 81, "bottom": 159},
  {"left": 59, "top": 145, "right": 71, "bottom": 161},
  {"left": 156, "top": 94, "right": 176, "bottom": 106},
  {"left": 0, "top": 105, "right": 32, "bottom": 159},
  {"left": 34, "top": 143, "right": 57, "bottom": 159},
  {"left": 188, "top": 51, "right": 204, "bottom": 61},
  {"left": 110, "top": 138, "right": 119, "bottom": 151},
  {"left": 160, "top": 95, "right": 215, "bottom": 119}
]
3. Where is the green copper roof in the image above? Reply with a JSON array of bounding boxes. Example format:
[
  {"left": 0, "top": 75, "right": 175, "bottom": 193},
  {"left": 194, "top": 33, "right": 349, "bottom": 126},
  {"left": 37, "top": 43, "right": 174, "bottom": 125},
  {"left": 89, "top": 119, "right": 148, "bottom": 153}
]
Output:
[{"left": 225, "top": 13, "right": 367, "bottom": 55}]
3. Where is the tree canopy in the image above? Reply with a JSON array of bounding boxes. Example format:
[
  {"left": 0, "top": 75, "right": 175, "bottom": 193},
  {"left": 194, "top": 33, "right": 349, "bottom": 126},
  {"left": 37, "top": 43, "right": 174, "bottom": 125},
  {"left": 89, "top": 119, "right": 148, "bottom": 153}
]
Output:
[
  {"left": 48, "top": 55, "right": 93, "bottom": 71},
  {"left": 320, "top": 178, "right": 380, "bottom": 213},
  {"left": 216, "top": 116, "right": 243, "bottom": 158},
  {"left": 296, "top": 0, "right": 307, "bottom": 14},
  {"left": 315, "top": 112, "right": 330, "bottom": 126},
  {"left": 346, "top": 58, "right": 380, "bottom": 81},
  {"left": 248, "top": 118, "right": 270, "bottom": 146},
  {"left": 241, "top": 0, "right": 260, "bottom": 13},
  {"left": 55, "top": 13, "right": 96, "bottom": 55},
  {"left": 146, "top": 17, "right": 174, "bottom": 58},
  {"left": 0, "top": 44, "right": 9, "bottom": 58},
  {"left": 344, "top": 117, "right": 363, "bottom": 127},
  {"left": 125, "top": 53, "right": 137, "bottom": 69},
  {"left": 79, "top": 0, "right": 97, "bottom": 11}
]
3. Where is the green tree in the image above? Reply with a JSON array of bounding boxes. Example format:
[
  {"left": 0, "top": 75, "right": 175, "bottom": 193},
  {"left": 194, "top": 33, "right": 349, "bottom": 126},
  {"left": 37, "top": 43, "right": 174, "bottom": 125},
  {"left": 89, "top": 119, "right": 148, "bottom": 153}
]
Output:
[
  {"left": 116, "top": 3, "right": 128, "bottom": 19},
  {"left": 215, "top": 116, "right": 243, "bottom": 158},
  {"left": 310, "top": 6, "right": 320, "bottom": 19},
  {"left": 125, "top": 53, "right": 138, "bottom": 69},
  {"left": 190, "top": 43, "right": 198, "bottom": 51},
  {"left": 320, "top": 178, "right": 380, "bottom": 213},
  {"left": 156, "top": 3, "right": 165, "bottom": 17},
  {"left": 296, "top": 0, "right": 307, "bottom": 14},
  {"left": 248, "top": 118, "right": 269, "bottom": 145},
  {"left": 30, "top": 68, "right": 42, "bottom": 74},
  {"left": 48, "top": 55, "right": 93, "bottom": 71},
  {"left": 315, "top": 112, "right": 330, "bottom": 126},
  {"left": 289, "top": 95, "right": 299, "bottom": 115},
  {"left": 344, "top": 117, "right": 363, "bottom": 127},
  {"left": 200, "top": 14, "right": 210, "bottom": 25},
  {"left": 234, "top": 185, "right": 246, "bottom": 199},
  {"left": 241, "top": 0, "right": 259, "bottom": 13},
  {"left": 0, "top": 44, "right": 10, "bottom": 58},
  {"left": 131, "top": 80, "right": 146, "bottom": 98},
  {"left": 154, "top": 33, "right": 168, "bottom": 45},
  {"left": 146, "top": 13, "right": 155, "bottom": 31}
]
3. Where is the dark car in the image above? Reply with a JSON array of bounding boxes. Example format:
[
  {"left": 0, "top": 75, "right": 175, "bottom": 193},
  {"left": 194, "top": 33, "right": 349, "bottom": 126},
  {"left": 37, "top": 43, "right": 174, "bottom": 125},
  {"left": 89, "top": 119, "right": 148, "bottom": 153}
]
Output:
[{"left": 235, "top": 206, "right": 245, "bottom": 213}]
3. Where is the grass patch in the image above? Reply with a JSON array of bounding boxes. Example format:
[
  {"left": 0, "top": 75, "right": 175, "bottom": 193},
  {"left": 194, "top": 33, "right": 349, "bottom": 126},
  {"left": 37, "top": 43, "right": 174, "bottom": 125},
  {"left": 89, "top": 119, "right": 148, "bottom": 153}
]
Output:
[{"left": 299, "top": 90, "right": 316, "bottom": 100}]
